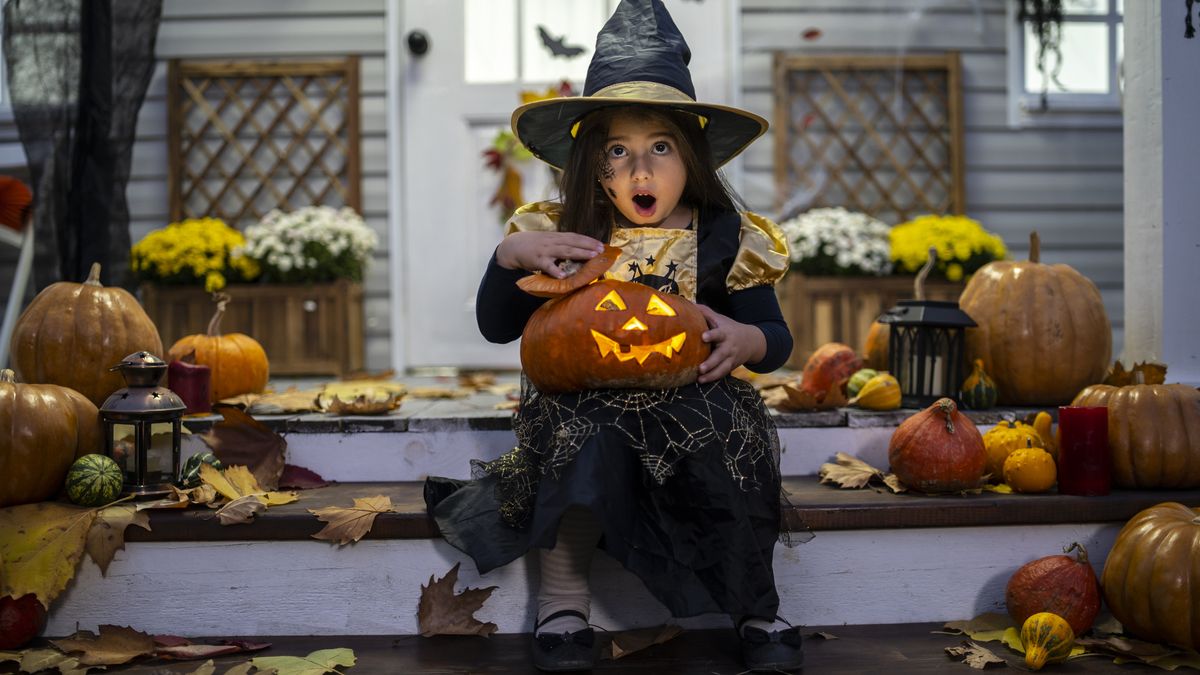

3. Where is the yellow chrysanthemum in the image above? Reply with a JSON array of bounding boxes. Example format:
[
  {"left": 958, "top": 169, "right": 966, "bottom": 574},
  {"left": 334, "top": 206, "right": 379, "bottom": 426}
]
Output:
[{"left": 130, "top": 217, "right": 258, "bottom": 290}]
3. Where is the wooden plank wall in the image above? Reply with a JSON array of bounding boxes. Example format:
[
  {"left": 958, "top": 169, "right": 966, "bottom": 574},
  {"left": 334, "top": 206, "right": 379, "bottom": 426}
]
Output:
[
  {"left": 738, "top": 0, "right": 1124, "bottom": 353},
  {"left": 0, "top": 0, "right": 394, "bottom": 369}
]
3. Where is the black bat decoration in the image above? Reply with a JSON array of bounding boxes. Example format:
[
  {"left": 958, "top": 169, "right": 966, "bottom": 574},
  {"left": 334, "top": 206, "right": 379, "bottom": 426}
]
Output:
[{"left": 537, "top": 25, "right": 586, "bottom": 58}]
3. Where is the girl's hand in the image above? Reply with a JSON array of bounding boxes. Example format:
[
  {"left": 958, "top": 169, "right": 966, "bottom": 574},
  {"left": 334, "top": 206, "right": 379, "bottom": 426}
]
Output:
[
  {"left": 496, "top": 231, "right": 607, "bottom": 278},
  {"left": 695, "top": 305, "right": 767, "bottom": 384}
]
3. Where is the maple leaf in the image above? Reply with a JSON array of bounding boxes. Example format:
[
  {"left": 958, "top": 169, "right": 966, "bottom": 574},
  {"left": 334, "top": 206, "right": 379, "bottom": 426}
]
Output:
[
  {"left": 201, "top": 406, "right": 287, "bottom": 490},
  {"left": 183, "top": 660, "right": 215, "bottom": 675},
  {"left": 1103, "top": 360, "right": 1168, "bottom": 386},
  {"left": 52, "top": 625, "right": 157, "bottom": 666},
  {"left": 0, "top": 502, "right": 97, "bottom": 607},
  {"left": 407, "top": 386, "right": 473, "bottom": 399},
  {"left": 217, "top": 495, "right": 268, "bottom": 525},
  {"left": 323, "top": 393, "right": 403, "bottom": 415},
  {"left": 280, "top": 464, "right": 331, "bottom": 490},
  {"left": 778, "top": 382, "right": 847, "bottom": 411},
  {"left": 418, "top": 562, "right": 498, "bottom": 637},
  {"left": 153, "top": 636, "right": 272, "bottom": 660},
  {"left": 15, "top": 649, "right": 89, "bottom": 675},
  {"left": 86, "top": 504, "right": 151, "bottom": 575},
  {"left": 819, "top": 453, "right": 885, "bottom": 489},
  {"left": 309, "top": 495, "right": 395, "bottom": 545},
  {"left": 945, "top": 641, "right": 1007, "bottom": 669},
  {"left": 601, "top": 625, "right": 683, "bottom": 660},
  {"left": 246, "top": 387, "right": 322, "bottom": 415},
  {"left": 939, "top": 612, "right": 1015, "bottom": 641},
  {"left": 251, "top": 647, "right": 356, "bottom": 675},
  {"left": 319, "top": 380, "right": 407, "bottom": 406},
  {"left": 201, "top": 464, "right": 298, "bottom": 507}
]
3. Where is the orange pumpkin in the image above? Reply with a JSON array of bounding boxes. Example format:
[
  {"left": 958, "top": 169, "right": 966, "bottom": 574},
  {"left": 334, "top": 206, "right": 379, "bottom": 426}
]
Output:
[
  {"left": 1071, "top": 383, "right": 1200, "bottom": 488},
  {"left": 521, "top": 277, "right": 710, "bottom": 394},
  {"left": 167, "top": 293, "right": 269, "bottom": 402},
  {"left": 11, "top": 262, "right": 163, "bottom": 407},
  {"left": 959, "top": 232, "right": 1110, "bottom": 405},
  {"left": 800, "top": 342, "right": 862, "bottom": 396},
  {"left": 862, "top": 320, "right": 888, "bottom": 371},
  {"left": 0, "top": 369, "right": 102, "bottom": 507},
  {"left": 888, "top": 398, "right": 987, "bottom": 492}
]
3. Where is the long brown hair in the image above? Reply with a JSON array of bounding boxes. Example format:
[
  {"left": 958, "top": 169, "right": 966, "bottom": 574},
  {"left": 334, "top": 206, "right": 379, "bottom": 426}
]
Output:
[{"left": 558, "top": 105, "right": 740, "bottom": 242}]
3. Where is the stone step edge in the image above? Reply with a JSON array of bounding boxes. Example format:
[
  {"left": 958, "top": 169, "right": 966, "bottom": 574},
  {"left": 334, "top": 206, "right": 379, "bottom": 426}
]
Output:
[{"left": 123, "top": 477, "right": 1196, "bottom": 544}]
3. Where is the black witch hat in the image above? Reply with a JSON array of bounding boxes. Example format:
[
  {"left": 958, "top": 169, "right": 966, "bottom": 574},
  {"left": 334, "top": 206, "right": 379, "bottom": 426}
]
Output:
[{"left": 511, "top": 0, "right": 767, "bottom": 170}]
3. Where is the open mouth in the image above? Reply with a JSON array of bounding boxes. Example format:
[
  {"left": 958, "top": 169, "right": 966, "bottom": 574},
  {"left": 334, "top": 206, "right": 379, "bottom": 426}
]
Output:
[
  {"left": 591, "top": 330, "right": 687, "bottom": 365},
  {"left": 631, "top": 193, "right": 657, "bottom": 217}
]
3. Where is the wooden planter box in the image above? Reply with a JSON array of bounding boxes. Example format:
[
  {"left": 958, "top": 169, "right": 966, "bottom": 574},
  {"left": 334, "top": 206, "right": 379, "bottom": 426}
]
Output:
[
  {"left": 140, "top": 280, "right": 365, "bottom": 377},
  {"left": 777, "top": 273, "right": 964, "bottom": 369}
]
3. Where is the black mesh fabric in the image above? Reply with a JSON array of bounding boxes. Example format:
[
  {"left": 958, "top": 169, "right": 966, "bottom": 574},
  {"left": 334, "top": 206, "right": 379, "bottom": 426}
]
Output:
[{"left": 3, "top": 0, "right": 161, "bottom": 289}]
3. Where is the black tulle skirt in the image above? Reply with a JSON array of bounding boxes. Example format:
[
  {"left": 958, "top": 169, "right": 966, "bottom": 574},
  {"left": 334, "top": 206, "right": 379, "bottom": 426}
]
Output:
[{"left": 423, "top": 376, "right": 784, "bottom": 619}]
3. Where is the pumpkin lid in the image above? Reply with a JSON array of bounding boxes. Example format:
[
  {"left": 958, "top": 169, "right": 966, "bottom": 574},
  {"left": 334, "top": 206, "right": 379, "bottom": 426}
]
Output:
[{"left": 878, "top": 300, "right": 977, "bottom": 328}]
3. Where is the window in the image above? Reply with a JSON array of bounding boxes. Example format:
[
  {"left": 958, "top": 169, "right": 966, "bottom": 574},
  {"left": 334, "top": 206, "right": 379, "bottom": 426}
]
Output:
[
  {"left": 464, "top": 0, "right": 618, "bottom": 85},
  {"left": 1007, "top": 0, "right": 1123, "bottom": 128}
]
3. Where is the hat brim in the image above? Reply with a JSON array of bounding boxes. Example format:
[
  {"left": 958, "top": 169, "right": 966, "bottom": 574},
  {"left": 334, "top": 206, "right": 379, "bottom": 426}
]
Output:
[{"left": 512, "top": 95, "right": 767, "bottom": 171}]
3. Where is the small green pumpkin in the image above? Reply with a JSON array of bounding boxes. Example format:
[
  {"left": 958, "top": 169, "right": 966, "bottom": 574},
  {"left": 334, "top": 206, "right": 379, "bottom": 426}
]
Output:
[
  {"left": 65, "top": 454, "right": 123, "bottom": 507},
  {"left": 178, "top": 451, "right": 223, "bottom": 488},
  {"left": 960, "top": 359, "right": 998, "bottom": 410},
  {"left": 847, "top": 368, "right": 879, "bottom": 397}
]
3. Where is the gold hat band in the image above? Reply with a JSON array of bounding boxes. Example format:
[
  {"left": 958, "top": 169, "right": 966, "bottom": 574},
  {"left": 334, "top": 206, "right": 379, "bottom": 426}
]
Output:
[{"left": 568, "top": 81, "right": 710, "bottom": 138}]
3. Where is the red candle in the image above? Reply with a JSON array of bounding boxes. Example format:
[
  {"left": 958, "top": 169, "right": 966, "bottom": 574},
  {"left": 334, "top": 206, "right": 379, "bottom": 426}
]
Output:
[
  {"left": 1057, "top": 406, "right": 1111, "bottom": 496},
  {"left": 168, "top": 360, "right": 212, "bottom": 415}
]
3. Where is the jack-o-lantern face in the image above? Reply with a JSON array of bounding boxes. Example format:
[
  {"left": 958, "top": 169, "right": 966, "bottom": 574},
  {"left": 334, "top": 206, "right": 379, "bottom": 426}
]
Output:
[{"left": 521, "top": 278, "right": 710, "bottom": 393}]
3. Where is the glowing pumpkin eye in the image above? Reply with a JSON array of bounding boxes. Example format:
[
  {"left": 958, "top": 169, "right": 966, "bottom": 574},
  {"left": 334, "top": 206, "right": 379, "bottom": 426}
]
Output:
[
  {"left": 645, "top": 294, "right": 676, "bottom": 316},
  {"left": 595, "top": 290, "right": 627, "bottom": 311}
]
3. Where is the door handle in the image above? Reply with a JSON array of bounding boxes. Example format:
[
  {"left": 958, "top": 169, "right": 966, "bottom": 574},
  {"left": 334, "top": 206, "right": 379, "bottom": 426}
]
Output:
[{"left": 407, "top": 30, "right": 430, "bottom": 57}]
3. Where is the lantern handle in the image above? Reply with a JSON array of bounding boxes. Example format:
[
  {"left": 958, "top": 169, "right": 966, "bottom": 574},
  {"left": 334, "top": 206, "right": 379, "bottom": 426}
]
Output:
[{"left": 914, "top": 246, "right": 936, "bottom": 301}]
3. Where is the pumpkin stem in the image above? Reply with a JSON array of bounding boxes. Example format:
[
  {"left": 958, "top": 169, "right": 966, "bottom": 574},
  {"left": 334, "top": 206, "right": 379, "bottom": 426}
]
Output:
[
  {"left": 914, "top": 246, "right": 936, "bottom": 301},
  {"left": 0, "top": 369, "right": 14, "bottom": 383},
  {"left": 207, "top": 292, "right": 232, "bottom": 337},
  {"left": 935, "top": 397, "right": 957, "bottom": 433},
  {"left": 1029, "top": 231, "right": 1041, "bottom": 264},
  {"left": 85, "top": 262, "right": 103, "bottom": 286},
  {"left": 1063, "top": 541, "right": 1089, "bottom": 564}
]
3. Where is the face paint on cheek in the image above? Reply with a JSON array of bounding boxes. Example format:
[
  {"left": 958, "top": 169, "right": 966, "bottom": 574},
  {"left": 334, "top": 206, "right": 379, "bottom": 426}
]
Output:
[
  {"left": 607, "top": 187, "right": 617, "bottom": 199},
  {"left": 598, "top": 161, "right": 615, "bottom": 181}
]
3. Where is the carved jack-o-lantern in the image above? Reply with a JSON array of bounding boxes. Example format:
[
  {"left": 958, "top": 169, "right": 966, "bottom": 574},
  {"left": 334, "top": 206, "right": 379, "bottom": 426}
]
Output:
[{"left": 518, "top": 248, "right": 710, "bottom": 393}]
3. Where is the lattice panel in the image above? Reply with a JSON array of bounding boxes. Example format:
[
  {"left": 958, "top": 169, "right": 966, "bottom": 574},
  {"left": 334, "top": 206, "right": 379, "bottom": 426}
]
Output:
[
  {"left": 167, "top": 58, "right": 362, "bottom": 225},
  {"left": 773, "top": 54, "right": 964, "bottom": 224}
]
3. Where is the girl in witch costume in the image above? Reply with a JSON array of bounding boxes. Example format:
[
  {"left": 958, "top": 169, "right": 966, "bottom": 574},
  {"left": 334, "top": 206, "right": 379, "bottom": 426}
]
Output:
[{"left": 424, "top": 1, "right": 801, "bottom": 671}]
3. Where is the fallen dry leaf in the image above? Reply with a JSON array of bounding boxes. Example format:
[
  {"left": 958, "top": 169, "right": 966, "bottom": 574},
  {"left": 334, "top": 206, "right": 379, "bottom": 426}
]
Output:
[
  {"left": 777, "top": 382, "right": 847, "bottom": 411},
  {"left": 320, "top": 380, "right": 407, "bottom": 407},
  {"left": 939, "top": 612, "right": 1015, "bottom": 641},
  {"left": 246, "top": 387, "right": 322, "bottom": 414},
  {"left": 493, "top": 400, "right": 519, "bottom": 411},
  {"left": 339, "top": 368, "right": 396, "bottom": 381},
  {"left": 1075, "top": 635, "right": 1200, "bottom": 669},
  {"left": 52, "top": 625, "right": 157, "bottom": 666},
  {"left": 280, "top": 464, "right": 331, "bottom": 490},
  {"left": 251, "top": 647, "right": 356, "bottom": 675},
  {"left": 86, "top": 505, "right": 151, "bottom": 575},
  {"left": 459, "top": 371, "right": 497, "bottom": 389},
  {"left": 601, "top": 624, "right": 683, "bottom": 660},
  {"left": 810, "top": 631, "right": 838, "bottom": 640},
  {"left": 323, "top": 392, "right": 403, "bottom": 415},
  {"left": 153, "top": 636, "right": 272, "bottom": 660},
  {"left": 760, "top": 386, "right": 791, "bottom": 409},
  {"left": 408, "top": 386, "right": 473, "bottom": 399},
  {"left": 216, "top": 495, "right": 268, "bottom": 525},
  {"left": 182, "top": 660, "right": 215, "bottom": 675},
  {"left": 819, "top": 452, "right": 885, "bottom": 489},
  {"left": 945, "top": 641, "right": 1007, "bottom": 669},
  {"left": 224, "top": 662, "right": 257, "bottom": 675},
  {"left": 0, "top": 501, "right": 97, "bottom": 607},
  {"left": 200, "top": 464, "right": 298, "bottom": 507},
  {"left": 1104, "top": 360, "right": 1168, "bottom": 386},
  {"left": 201, "top": 406, "right": 287, "bottom": 491},
  {"left": 418, "top": 562, "right": 498, "bottom": 637},
  {"left": 16, "top": 649, "right": 89, "bottom": 675},
  {"left": 309, "top": 495, "right": 395, "bottom": 545}
]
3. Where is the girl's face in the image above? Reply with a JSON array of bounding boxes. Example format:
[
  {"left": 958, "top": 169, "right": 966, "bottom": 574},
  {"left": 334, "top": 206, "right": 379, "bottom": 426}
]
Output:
[{"left": 599, "top": 112, "right": 688, "bottom": 227}]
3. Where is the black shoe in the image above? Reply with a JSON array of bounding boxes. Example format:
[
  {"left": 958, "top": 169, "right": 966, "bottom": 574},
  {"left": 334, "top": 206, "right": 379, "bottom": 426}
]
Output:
[
  {"left": 531, "top": 609, "right": 596, "bottom": 672},
  {"left": 739, "top": 618, "right": 804, "bottom": 672}
]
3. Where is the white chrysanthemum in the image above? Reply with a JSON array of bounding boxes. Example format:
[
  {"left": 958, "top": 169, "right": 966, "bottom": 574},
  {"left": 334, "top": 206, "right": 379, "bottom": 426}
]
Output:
[{"left": 778, "top": 207, "right": 893, "bottom": 276}]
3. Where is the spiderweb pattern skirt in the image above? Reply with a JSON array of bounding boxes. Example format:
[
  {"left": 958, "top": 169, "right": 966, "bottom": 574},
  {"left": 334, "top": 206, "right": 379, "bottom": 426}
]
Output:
[{"left": 423, "top": 375, "right": 784, "bottom": 620}]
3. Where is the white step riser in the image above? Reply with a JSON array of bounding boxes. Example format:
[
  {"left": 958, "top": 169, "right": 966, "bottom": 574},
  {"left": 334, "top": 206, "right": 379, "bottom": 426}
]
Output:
[
  {"left": 47, "top": 522, "right": 1118, "bottom": 637},
  {"left": 190, "top": 425, "right": 927, "bottom": 483}
]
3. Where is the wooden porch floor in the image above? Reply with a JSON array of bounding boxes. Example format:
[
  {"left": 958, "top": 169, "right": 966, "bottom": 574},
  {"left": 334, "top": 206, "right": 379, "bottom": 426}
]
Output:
[{"left": 12, "top": 624, "right": 1158, "bottom": 674}]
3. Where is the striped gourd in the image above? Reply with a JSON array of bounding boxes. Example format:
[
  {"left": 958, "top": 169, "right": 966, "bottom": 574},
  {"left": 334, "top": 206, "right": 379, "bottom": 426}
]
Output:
[
  {"left": 1021, "top": 612, "right": 1074, "bottom": 671},
  {"left": 960, "top": 359, "right": 998, "bottom": 410},
  {"left": 65, "top": 454, "right": 123, "bottom": 507}
]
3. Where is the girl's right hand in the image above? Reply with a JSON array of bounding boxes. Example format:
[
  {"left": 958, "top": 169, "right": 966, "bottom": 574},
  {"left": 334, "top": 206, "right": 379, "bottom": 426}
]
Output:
[{"left": 496, "top": 231, "right": 607, "bottom": 278}]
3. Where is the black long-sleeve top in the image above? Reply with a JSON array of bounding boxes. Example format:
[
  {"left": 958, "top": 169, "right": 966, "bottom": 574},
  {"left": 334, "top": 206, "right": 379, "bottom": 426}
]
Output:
[{"left": 476, "top": 209, "right": 794, "bottom": 373}]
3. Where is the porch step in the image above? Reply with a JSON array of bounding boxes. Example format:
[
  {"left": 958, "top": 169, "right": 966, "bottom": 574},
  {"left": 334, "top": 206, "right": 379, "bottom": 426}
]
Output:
[
  {"left": 25, "top": 625, "right": 1157, "bottom": 674},
  {"left": 46, "top": 477, "right": 1199, "bottom": 638}
]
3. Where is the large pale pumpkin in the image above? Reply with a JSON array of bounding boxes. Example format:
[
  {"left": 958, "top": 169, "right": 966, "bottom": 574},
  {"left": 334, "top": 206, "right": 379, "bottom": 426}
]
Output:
[
  {"left": 0, "top": 369, "right": 102, "bottom": 507},
  {"left": 168, "top": 293, "right": 269, "bottom": 402},
  {"left": 958, "top": 232, "right": 1110, "bottom": 405},
  {"left": 888, "top": 398, "right": 987, "bottom": 493},
  {"left": 1102, "top": 502, "right": 1200, "bottom": 649},
  {"left": 1071, "top": 383, "right": 1200, "bottom": 488},
  {"left": 11, "top": 262, "right": 163, "bottom": 407}
]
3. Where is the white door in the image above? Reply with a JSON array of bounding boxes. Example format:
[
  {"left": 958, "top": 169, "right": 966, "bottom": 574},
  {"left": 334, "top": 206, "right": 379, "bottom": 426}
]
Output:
[{"left": 397, "top": 0, "right": 737, "bottom": 370}]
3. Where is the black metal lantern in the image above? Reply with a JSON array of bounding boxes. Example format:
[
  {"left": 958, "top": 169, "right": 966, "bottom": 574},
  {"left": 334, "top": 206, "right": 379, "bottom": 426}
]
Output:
[
  {"left": 879, "top": 300, "right": 976, "bottom": 409},
  {"left": 99, "top": 351, "right": 186, "bottom": 496}
]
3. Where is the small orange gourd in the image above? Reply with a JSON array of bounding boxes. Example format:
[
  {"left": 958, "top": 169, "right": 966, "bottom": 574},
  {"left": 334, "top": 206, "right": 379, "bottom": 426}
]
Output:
[{"left": 167, "top": 293, "right": 269, "bottom": 402}]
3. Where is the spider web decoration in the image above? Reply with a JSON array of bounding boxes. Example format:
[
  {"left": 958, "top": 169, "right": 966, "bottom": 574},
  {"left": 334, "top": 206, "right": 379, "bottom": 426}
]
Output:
[
  {"left": 773, "top": 54, "right": 965, "bottom": 224},
  {"left": 167, "top": 58, "right": 362, "bottom": 224}
]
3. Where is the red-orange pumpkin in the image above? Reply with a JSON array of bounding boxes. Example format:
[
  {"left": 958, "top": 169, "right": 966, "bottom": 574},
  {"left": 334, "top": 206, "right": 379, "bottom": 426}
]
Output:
[
  {"left": 1006, "top": 542, "right": 1101, "bottom": 635},
  {"left": 800, "top": 342, "right": 862, "bottom": 396},
  {"left": 888, "top": 398, "right": 987, "bottom": 492},
  {"left": 521, "top": 278, "right": 710, "bottom": 393},
  {"left": 167, "top": 293, "right": 269, "bottom": 402}
]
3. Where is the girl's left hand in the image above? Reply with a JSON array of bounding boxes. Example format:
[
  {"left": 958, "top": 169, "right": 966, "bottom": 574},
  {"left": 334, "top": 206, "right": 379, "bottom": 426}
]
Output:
[{"left": 695, "top": 305, "right": 767, "bottom": 384}]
